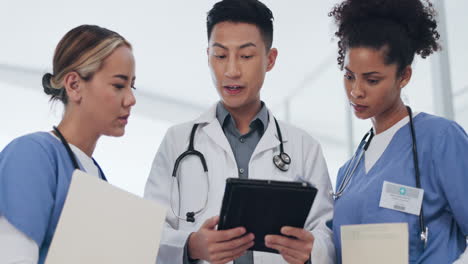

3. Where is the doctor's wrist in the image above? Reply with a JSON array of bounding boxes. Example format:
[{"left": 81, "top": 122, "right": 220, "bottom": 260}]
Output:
[{"left": 184, "top": 232, "right": 199, "bottom": 263}]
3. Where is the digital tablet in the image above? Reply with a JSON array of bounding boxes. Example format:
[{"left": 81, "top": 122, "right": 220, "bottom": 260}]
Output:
[{"left": 218, "top": 178, "right": 318, "bottom": 253}]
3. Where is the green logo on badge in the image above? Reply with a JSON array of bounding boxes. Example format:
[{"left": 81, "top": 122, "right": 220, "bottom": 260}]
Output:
[{"left": 399, "top": 187, "right": 406, "bottom": 195}]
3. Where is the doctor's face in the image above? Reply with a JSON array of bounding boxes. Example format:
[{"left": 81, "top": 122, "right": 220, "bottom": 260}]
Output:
[
  {"left": 208, "top": 22, "right": 277, "bottom": 112},
  {"left": 80, "top": 45, "right": 136, "bottom": 137},
  {"left": 343, "top": 47, "right": 410, "bottom": 121}
]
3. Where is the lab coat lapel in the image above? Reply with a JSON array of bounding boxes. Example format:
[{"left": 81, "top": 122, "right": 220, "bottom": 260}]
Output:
[
  {"left": 251, "top": 110, "right": 289, "bottom": 158},
  {"left": 195, "top": 104, "right": 236, "bottom": 163}
]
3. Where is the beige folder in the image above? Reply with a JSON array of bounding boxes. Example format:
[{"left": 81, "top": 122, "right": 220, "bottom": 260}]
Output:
[
  {"left": 341, "top": 223, "right": 408, "bottom": 264},
  {"left": 45, "top": 170, "right": 166, "bottom": 264}
]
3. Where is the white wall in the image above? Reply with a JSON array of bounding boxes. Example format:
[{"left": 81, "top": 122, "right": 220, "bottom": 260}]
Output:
[{"left": 1, "top": 1, "right": 466, "bottom": 195}]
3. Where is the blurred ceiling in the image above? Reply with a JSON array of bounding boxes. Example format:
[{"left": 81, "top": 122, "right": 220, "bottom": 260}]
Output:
[{"left": 1, "top": 0, "right": 467, "bottom": 175}]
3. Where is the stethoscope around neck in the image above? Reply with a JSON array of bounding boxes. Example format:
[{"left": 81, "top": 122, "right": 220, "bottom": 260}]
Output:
[
  {"left": 170, "top": 117, "right": 290, "bottom": 223},
  {"left": 331, "top": 106, "right": 428, "bottom": 248},
  {"left": 52, "top": 126, "right": 107, "bottom": 181}
]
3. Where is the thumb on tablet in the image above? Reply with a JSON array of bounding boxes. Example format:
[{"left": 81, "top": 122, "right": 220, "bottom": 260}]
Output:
[{"left": 202, "top": 216, "right": 219, "bottom": 230}]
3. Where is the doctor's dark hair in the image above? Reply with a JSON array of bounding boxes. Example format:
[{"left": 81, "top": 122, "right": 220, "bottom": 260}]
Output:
[
  {"left": 42, "top": 25, "right": 131, "bottom": 104},
  {"left": 207, "top": 0, "right": 274, "bottom": 50},
  {"left": 329, "top": 0, "right": 440, "bottom": 76}
]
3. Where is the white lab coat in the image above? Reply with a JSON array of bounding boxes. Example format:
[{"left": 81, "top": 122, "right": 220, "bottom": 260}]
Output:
[{"left": 144, "top": 104, "right": 335, "bottom": 264}]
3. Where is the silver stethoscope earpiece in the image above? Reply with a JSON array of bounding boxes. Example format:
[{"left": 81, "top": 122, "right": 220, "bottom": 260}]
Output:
[{"left": 171, "top": 117, "right": 290, "bottom": 223}]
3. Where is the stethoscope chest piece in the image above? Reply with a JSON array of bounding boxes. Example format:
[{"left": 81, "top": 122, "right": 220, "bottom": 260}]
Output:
[
  {"left": 273, "top": 152, "right": 291, "bottom": 172},
  {"left": 280, "top": 152, "right": 291, "bottom": 164},
  {"left": 272, "top": 118, "right": 291, "bottom": 172}
]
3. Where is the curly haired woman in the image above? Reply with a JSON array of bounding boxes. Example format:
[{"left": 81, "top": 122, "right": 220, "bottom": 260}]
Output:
[{"left": 329, "top": 0, "right": 468, "bottom": 263}]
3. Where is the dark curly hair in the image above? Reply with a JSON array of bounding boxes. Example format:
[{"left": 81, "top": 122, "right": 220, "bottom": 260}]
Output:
[
  {"left": 329, "top": 0, "right": 440, "bottom": 75},
  {"left": 207, "top": 0, "right": 274, "bottom": 50}
]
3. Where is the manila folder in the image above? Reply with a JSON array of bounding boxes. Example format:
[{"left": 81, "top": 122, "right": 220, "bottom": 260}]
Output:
[
  {"left": 45, "top": 169, "right": 166, "bottom": 264},
  {"left": 341, "top": 222, "right": 408, "bottom": 264}
]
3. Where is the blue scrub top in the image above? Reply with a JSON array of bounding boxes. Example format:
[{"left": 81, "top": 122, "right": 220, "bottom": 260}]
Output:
[
  {"left": 0, "top": 132, "right": 105, "bottom": 264},
  {"left": 333, "top": 113, "right": 468, "bottom": 263}
]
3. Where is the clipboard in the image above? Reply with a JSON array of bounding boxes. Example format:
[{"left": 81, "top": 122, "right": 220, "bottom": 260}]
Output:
[{"left": 218, "top": 178, "right": 318, "bottom": 253}]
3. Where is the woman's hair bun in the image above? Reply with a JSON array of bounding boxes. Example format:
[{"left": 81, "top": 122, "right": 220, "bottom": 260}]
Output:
[{"left": 42, "top": 73, "right": 62, "bottom": 96}]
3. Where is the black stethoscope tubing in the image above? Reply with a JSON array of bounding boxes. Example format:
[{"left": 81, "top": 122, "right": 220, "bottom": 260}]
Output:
[
  {"left": 407, "top": 107, "right": 427, "bottom": 247},
  {"left": 332, "top": 106, "right": 427, "bottom": 248},
  {"left": 52, "top": 126, "right": 107, "bottom": 181},
  {"left": 170, "top": 123, "right": 209, "bottom": 223},
  {"left": 171, "top": 117, "right": 289, "bottom": 223}
]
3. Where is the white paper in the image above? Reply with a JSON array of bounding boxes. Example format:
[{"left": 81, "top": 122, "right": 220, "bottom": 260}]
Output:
[
  {"left": 45, "top": 170, "right": 166, "bottom": 264},
  {"left": 341, "top": 223, "right": 408, "bottom": 264}
]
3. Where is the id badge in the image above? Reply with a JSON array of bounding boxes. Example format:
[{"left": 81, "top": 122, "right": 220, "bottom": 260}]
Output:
[{"left": 379, "top": 181, "right": 424, "bottom": 216}]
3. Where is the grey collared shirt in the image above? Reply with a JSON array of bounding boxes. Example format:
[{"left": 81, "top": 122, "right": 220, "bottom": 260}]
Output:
[
  {"left": 216, "top": 101, "right": 269, "bottom": 179},
  {"left": 183, "top": 102, "right": 269, "bottom": 264},
  {"left": 215, "top": 102, "right": 269, "bottom": 264}
]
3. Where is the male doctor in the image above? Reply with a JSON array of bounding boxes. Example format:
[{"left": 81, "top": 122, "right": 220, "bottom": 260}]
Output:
[{"left": 144, "top": 0, "right": 335, "bottom": 263}]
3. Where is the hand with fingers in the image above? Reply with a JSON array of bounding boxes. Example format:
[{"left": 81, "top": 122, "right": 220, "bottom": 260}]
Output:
[
  {"left": 188, "top": 216, "right": 255, "bottom": 264},
  {"left": 264, "top": 226, "right": 314, "bottom": 264}
]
